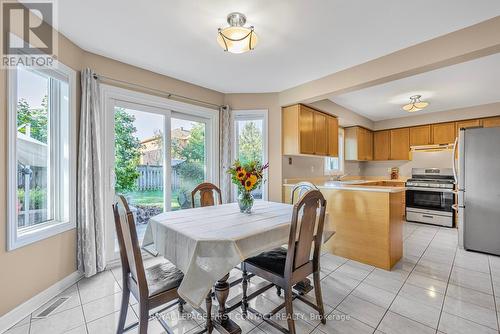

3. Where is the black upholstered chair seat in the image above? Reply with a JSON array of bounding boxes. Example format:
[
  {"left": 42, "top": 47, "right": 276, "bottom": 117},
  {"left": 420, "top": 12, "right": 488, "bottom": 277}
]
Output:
[
  {"left": 145, "top": 262, "right": 184, "bottom": 297},
  {"left": 245, "top": 247, "right": 288, "bottom": 276}
]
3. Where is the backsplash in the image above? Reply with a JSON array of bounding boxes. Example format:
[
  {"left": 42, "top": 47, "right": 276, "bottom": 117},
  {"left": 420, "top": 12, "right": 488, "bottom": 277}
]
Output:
[
  {"left": 361, "top": 150, "right": 454, "bottom": 177},
  {"left": 282, "top": 150, "right": 452, "bottom": 180},
  {"left": 282, "top": 155, "right": 362, "bottom": 179}
]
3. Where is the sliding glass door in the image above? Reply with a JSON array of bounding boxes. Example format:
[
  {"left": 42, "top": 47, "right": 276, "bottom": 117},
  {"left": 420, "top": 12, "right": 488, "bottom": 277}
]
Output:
[{"left": 103, "top": 92, "right": 217, "bottom": 262}]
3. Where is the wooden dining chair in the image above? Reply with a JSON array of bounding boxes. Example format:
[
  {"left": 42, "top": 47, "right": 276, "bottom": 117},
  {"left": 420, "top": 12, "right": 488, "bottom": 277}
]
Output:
[
  {"left": 113, "top": 195, "right": 185, "bottom": 334},
  {"left": 191, "top": 182, "right": 222, "bottom": 208},
  {"left": 290, "top": 181, "right": 318, "bottom": 204},
  {"left": 241, "top": 190, "right": 327, "bottom": 334}
]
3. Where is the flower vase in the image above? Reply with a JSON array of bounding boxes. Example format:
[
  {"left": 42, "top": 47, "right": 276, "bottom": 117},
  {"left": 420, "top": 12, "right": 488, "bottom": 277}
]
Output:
[{"left": 238, "top": 191, "right": 254, "bottom": 214}]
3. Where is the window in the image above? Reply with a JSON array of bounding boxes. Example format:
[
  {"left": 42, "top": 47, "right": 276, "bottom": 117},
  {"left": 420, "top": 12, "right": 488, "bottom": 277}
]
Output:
[
  {"left": 325, "top": 127, "right": 344, "bottom": 175},
  {"left": 8, "top": 64, "right": 76, "bottom": 250},
  {"left": 233, "top": 110, "right": 268, "bottom": 200}
]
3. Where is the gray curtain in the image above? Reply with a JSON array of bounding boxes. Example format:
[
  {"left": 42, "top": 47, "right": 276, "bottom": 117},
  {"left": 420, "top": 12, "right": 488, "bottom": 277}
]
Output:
[
  {"left": 77, "top": 68, "right": 105, "bottom": 277},
  {"left": 219, "top": 105, "right": 233, "bottom": 203}
]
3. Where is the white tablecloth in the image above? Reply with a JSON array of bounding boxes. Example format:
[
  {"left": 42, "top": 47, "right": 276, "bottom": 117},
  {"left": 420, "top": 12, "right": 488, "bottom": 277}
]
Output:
[{"left": 142, "top": 201, "right": 295, "bottom": 306}]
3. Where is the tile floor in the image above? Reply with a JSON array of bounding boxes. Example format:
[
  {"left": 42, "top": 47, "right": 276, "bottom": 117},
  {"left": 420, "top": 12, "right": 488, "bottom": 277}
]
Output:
[{"left": 5, "top": 222, "right": 500, "bottom": 334}]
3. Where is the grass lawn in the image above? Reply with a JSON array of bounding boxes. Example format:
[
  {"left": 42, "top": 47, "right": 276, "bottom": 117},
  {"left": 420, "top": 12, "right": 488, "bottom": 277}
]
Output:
[{"left": 124, "top": 190, "right": 180, "bottom": 210}]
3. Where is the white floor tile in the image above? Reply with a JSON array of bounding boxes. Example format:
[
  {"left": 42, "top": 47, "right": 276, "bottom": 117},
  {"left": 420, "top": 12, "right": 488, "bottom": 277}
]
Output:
[
  {"left": 334, "top": 262, "right": 372, "bottom": 281},
  {"left": 442, "top": 296, "right": 498, "bottom": 330},
  {"left": 82, "top": 292, "right": 125, "bottom": 322},
  {"left": 390, "top": 295, "right": 441, "bottom": 329},
  {"left": 413, "top": 259, "right": 452, "bottom": 281},
  {"left": 78, "top": 271, "right": 122, "bottom": 304},
  {"left": 438, "top": 312, "right": 498, "bottom": 334},
  {"left": 320, "top": 253, "right": 348, "bottom": 272},
  {"left": 363, "top": 271, "right": 404, "bottom": 294},
  {"left": 4, "top": 324, "right": 30, "bottom": 334},
  {"left": 399, "top": 283, "right": 445, "bottom": 310},
  {"left": 64, "top": 325, "right": 88, "bottom": 334},
  {"left": 86, "top": 306, "right": 137, "bottom": 334},
  {"left": 308, "top": 275, "right": 353, "bottom": 309},
  {"left": 378, "top": 311, "right": 435, "bottom": 334},
  {"left": 445, "top": 283, "right": 496, "bottom": 310},
  {"left": 337, "top": 295, "right": 386, "bottom": 328},
  {"left": 30, "top": 306, "right": 85, "bottom": 334},
  {"left": 406, "top": 272, "right": 448, "bottom": 294},
  {"left": 449, "top": 266, "right": 493, "bottom": 295},
  {"left": 351, "top": 282, "right": 396, "bottom": 309},
  {"left": 316, "top": 310, "right": 375, "bottom": 334}
]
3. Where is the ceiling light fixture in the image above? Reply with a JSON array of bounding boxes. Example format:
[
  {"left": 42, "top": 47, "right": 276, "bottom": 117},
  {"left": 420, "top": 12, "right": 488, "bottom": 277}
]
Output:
[
  {"left": 217, "top": 12, "right": 258, "bottom": 54},
  {"left": 402, "top": 95, "right": 429, "bottom": 112}
]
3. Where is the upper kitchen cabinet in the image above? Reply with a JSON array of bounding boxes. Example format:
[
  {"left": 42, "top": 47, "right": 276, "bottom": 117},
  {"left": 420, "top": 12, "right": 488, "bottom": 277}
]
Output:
[
  {"left": 390, "top": 128, "right": 410, "bottom": 160},
  {"left": 409, "top": 125, "right": 431, "bottom": 146},
  {"left": 431, "top": 122, "right": 456, "bottom": 144},
  {"left": 373, "top": 130, "right": 390, "bottom": 160},
  {"left": 327, "top": 116, "right": 339, "bottom": 157},
  {"left": 345, "top": 126, "right": 373, "bottom": 161},
  {"left": 282, "top": 104, "right": 338, "bottom": 157},
  {"left": 456, "top": 119, "right": 481, "bottom": 132},
  {"left": 482, "top": 116, "right": 500, "bottom": 128}
]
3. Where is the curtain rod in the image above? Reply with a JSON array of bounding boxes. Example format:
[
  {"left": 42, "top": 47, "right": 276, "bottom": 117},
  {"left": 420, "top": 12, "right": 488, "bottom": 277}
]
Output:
[{"left": 92, "top": 73, "right": 222, "bottom": 109}]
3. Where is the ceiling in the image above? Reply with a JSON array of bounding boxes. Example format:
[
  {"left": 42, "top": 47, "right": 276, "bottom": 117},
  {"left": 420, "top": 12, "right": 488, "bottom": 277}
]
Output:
[
  {"left": 329, "top": 53, "right": 500, "bottom": 121},
  {"left": 57, "top": 0, "right": 500, "bottom": 93}
]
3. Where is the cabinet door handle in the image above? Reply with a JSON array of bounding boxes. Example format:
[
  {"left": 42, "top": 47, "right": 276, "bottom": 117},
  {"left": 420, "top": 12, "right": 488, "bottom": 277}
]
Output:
[{"left": 422, "top": 215, "right": 434, "bottom": 219}]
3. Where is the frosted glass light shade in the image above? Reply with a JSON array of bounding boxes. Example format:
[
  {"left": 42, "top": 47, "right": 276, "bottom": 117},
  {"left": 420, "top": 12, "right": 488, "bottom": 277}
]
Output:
[{"left": 217, "top": 26, "right": 258, "bottom": 54}]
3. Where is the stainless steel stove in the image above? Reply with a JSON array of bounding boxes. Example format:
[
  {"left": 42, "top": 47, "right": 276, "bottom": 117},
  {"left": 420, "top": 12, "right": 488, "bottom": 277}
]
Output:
[{"left": 405, "top": 168, "right": 455, "bottom": 227}]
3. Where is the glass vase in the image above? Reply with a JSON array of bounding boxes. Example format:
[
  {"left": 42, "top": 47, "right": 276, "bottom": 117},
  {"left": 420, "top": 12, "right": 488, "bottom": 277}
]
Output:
[{"left": 238, "top": 191, "right": 254, "bottom": 214}]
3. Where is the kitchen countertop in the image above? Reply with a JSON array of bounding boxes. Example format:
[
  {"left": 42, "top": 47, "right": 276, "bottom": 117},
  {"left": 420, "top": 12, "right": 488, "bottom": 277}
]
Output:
[{"left": 283, "top": 179, "right": 406, "bottom": 193}]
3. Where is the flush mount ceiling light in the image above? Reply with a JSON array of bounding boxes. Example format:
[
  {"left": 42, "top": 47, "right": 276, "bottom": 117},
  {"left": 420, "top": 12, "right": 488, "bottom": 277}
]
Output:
[
  {"left": 402, "top": 95, "right": 429, "bottom": 112},
  {"left": 217, "top": 12, "right": 258, "bottom": 54}
]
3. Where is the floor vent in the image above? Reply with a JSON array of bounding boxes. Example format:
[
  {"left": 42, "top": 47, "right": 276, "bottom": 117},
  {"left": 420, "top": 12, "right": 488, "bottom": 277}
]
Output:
[{"left": 32, "top": 297, "right": 71, "bottom": 319}]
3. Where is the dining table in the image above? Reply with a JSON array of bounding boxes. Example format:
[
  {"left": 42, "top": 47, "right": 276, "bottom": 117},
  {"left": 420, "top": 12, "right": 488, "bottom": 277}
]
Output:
[{"left": 142, "top": 200, "right": 333, "bottom": 334}]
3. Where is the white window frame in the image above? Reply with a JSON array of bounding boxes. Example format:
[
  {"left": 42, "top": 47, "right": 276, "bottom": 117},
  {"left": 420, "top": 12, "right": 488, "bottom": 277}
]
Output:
[
  {"left": 7, "top": 62, "right": 77, "bottom": 250},
  {"left": 232, "top": 109, "right": 269, "bottom": 201},
  {"left": 100, "top": 84, "right": 219, "bottom": 262},
  {"left": 325, "top": 127, "right": 345, "bottom": 176}
]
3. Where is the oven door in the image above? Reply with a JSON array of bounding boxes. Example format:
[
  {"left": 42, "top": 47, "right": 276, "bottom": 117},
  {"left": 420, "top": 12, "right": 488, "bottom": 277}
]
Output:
[{"left": 405, "top": 187, "right": 454, "bottom": 213}]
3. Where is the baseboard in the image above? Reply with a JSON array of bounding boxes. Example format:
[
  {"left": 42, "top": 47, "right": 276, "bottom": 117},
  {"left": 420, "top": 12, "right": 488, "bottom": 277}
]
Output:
[{"left": 0, "top": 271, "right": 83, "bottom": 333}]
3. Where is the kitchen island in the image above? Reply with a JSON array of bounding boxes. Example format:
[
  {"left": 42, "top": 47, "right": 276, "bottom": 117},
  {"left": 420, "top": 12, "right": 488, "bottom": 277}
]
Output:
[{"left": 283, "top": 180, "right": 406, "bottom": 270}]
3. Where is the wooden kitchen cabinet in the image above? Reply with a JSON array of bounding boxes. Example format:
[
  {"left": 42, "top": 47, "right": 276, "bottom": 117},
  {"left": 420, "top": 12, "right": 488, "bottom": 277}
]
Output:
[
  {"left": 313, "top": 112, "right": 327, "bottom": 155},
  {"left": 431, "top": 122, "right": 456, "bottom": 144},
  {"left": 282, "top": 104, "right": 339, "bottom": 157},
  {"left": 390, "top": 128, "right": 410, "bottom": 160},
  {"left": 327, "top": 116, "right": 339, "bottom": 157},
  {"left": 482, "top": 117, "right": 500, "bottom": 128},
  {"left": 345, "top": 126, "right": 373, "bottom": 161},
  {"left": 409, "top": 125, "right": 431, "bottom": 146},
  {"left": 373, "top": 130, "right": 390, "bottom": 160},
  {"left": 299, "top": 106, "right": 315, "bottom": 154},
  {"left": 456, "top": 119, "right": 481, "bottom": 132}
]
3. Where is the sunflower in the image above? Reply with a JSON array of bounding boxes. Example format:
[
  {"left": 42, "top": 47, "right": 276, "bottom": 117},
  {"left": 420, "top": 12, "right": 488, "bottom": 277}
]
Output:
[
  {"left": 236, "top": 168, "right": 247, "bottom": 180},
  {"left": 244, "top": 174, "right": 258, "bottom": 191}
]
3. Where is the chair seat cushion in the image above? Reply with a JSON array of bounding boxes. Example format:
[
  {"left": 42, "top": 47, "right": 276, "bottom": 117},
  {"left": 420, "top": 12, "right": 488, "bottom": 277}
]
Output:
[
  {"left": 146, "top": 262, "right": 184, "bottom": 297},
  {"left": 245, "top": 247, "right": 287, "bottom": 276}
]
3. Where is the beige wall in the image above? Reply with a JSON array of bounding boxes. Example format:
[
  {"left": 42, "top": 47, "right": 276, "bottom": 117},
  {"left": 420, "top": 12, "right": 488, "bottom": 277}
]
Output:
[
  {"left": 373, "top": 102, "right": 500, "bottom": 130},
  {"left": 223, "top": 93, "right": 282, "bottom": 202}
]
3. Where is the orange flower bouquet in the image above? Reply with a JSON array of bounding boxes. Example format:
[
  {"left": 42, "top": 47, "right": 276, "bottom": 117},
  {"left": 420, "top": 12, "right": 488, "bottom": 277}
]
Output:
[{"left": 228, "top": 160, "right": 268, "bottom": 213}]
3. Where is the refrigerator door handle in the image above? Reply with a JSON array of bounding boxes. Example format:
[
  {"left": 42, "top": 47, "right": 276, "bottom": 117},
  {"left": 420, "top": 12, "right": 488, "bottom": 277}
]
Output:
[{"left": 452, "top": 137, "right": 458, "bottom": 183}]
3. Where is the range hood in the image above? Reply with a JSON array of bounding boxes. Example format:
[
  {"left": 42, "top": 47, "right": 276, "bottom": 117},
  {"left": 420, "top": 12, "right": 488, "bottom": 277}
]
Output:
[{"left": 410, "top": 143, "right": 454, "bottom": 152}]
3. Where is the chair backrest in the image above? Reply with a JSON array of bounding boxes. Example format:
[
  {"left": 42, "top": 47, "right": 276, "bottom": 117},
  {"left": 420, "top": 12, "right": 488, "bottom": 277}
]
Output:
[
  {"left": 290, "top": 181, "right": 318, "bottom": 204},
  {"left": 191, "top": 182, "right": 222, "bottom": 208},
  {"left": 285, "top": 190, "right": 326, "bottom": 276},
  {"left": 112, "top": 195, "right": 148, "bottom": 295}
]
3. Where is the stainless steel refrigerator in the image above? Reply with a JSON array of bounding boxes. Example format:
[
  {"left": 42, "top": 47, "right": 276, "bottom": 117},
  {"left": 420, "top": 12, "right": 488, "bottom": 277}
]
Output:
[{"left": 453, "top": 127, "right": 500, "bottom": 256}]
